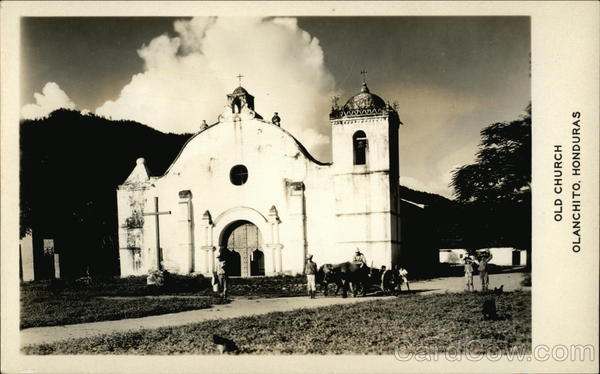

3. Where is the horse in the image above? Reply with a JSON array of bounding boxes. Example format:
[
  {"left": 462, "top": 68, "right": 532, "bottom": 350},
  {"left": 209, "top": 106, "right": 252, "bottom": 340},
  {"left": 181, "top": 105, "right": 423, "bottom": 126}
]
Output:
[
  {"left": 316, "top": 264, "right": 342, "bottom": 296},
  {"left": 317, "top": 262, "right": 371, "bottom": 298}
]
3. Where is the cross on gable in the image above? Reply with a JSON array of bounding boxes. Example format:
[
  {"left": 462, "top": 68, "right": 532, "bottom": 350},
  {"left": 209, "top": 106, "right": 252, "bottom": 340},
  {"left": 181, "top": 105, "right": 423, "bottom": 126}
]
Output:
[{"left": 236, "top": 73, "right": 244, "bottom": 86}]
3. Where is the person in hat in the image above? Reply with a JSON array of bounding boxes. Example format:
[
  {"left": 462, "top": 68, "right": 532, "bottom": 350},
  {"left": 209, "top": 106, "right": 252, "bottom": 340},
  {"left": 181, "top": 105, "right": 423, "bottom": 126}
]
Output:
[
  {"left": 216, "top": 248, "right": 229, "bottom": 298},
  {"left": 478, "top": 250, "right": 493, "bottom": 291},
  {"left": 352, "top": 248, "right": 367, "bottom": 268},
  {"left": 305, "top": 254, "right": 318, "bottom": 299},
  {"left": 463, "top": 256, "right": 476, "bottom": 292}
]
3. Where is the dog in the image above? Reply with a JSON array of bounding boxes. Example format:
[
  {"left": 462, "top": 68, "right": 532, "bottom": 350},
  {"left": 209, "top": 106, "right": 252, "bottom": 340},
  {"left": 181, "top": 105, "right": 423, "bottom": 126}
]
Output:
[
  {"left": 482, "top": 297, "right": 498, "bottom": 320},
  {"left": 212, "top": 334, "right": 239, "bottom": 354},
  {"left": 493, "top": 285, "right": 504, "bottom": 295}
]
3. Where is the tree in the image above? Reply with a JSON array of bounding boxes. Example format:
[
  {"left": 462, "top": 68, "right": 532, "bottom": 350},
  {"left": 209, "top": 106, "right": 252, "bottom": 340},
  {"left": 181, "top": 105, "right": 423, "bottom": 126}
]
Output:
[
  {"left": 451, "top": 104, "right": 531, "bottom": 204},
  {"left": 450, "top": 104, "right": 531, "bottom": 267}
]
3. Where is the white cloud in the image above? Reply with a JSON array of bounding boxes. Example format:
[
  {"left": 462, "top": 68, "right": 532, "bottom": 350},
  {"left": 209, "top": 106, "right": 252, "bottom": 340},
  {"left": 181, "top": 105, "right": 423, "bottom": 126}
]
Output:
[
  {"left": 21, "top": 82, "right": 76, "bottom": 119},
  {"left": 96, "top": 17, "right": 336, "bottom": 160},
  {"left": 299, "top": 128, "right": 330, "bottom": 154}
]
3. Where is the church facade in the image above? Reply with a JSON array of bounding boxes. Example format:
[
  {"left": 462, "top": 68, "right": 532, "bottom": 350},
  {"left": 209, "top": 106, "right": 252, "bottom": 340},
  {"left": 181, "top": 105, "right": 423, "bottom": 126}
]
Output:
[{"left": 116, "top": 82, "right": 406, "bottom": 277}]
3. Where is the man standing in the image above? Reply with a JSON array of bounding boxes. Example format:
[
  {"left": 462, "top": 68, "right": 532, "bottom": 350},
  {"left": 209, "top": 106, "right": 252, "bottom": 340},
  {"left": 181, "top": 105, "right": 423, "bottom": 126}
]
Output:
[
  {"left": 216, "top": 248, "right": 228, "bottom": 298},
  {"left": 478, "top": 250, "right": 493, "bottom": 291},
  {"left": 305, "top": 254, "right": 318, "bottom": 299}
]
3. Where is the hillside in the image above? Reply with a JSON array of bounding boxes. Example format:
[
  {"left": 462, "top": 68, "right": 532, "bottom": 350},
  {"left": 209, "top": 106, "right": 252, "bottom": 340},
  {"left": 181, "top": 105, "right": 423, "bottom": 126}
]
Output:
[{"left": 20, "top": 109, "right": 192, "bottom": 276}]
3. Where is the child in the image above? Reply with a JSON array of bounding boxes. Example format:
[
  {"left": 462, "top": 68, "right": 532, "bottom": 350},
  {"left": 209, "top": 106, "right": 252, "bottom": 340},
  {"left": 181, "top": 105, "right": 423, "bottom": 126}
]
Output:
[
  {"left": 397, "top": 266, "right": 410, "bottom": 293},
  {"left": 211, "top": 272, "right": 220, "bottom": 293}
]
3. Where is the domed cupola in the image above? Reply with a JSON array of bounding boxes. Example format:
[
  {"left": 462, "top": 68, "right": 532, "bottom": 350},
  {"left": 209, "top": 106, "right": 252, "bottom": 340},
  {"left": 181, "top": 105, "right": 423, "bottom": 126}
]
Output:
[
  {"left": 330, "top": 79, "right": 397, "bottom": 120},
  {"left": 343, "top": 82, "right": 387, "bottom": 112}
]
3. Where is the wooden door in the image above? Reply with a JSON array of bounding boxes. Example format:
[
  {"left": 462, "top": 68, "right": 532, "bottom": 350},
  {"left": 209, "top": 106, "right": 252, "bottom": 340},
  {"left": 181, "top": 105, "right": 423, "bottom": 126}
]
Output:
[{"left": 226, "top": 222, "right": 262, "bottom": 277}]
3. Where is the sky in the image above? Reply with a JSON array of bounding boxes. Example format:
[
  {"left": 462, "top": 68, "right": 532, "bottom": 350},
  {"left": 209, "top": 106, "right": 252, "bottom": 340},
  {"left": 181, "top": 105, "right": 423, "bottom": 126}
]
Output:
[{"left": 21, "top": 17, "right": 530, "bottom": 198}]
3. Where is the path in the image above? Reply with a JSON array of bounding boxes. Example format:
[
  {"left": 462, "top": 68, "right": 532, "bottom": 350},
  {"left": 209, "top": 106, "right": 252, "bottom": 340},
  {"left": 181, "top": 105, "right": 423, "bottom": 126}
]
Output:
[
  {"left": 20, "top": 272, "right": 526, "bottom": 347},
  {"left": 408, "top": 272, "right": 526, "bottom": 294}
]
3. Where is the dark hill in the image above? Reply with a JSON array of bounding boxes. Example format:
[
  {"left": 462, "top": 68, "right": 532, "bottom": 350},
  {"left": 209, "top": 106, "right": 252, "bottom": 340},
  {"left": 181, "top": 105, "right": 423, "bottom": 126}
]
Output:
[
  {"left": 399, "top": 185, "right": 452, "bottom": 206},
  {"left": 20, "top": 109, "right": 192, "bottom": 277}
]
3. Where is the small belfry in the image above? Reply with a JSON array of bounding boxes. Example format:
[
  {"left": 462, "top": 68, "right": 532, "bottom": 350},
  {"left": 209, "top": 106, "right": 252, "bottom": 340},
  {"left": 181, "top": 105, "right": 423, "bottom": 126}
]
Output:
[
  {"left": 227, "top": 86, "right": 255, "bottom": 114},
  {"left": 214, "top": 73, "right": 265, "bottom": 122},
  {"left": 116, "top": 73, "right": 436, "bottom": 279}
]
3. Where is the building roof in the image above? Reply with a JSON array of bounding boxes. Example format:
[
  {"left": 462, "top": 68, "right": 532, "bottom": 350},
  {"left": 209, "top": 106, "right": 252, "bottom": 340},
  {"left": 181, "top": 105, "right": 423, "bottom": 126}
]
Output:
[
  {"left": 232, "top": 86, "right": 249, "bottom": 95},
  {"left": 400, "top": 198, "right": 426, "bottom": 209}
]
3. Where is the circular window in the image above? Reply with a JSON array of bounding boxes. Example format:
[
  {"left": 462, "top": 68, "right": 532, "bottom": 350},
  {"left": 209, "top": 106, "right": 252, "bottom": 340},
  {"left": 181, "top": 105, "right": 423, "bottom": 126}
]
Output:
[{"left": 230, "top": 165, "right": 249, "bottom": 186}]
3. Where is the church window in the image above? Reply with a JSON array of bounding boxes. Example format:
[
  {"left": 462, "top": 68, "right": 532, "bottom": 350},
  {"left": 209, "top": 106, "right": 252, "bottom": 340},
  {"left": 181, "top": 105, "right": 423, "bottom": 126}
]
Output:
[
  {"left": 353, "top": 130, "right": 368, "bottom": 165},
  {"left": 230, "top": 165, "right": 249, "bottom": 185}
]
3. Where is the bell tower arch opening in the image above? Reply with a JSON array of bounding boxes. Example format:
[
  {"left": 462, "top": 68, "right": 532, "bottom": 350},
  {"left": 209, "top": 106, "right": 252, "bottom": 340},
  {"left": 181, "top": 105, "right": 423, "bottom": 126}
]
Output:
[{"left": 353, "top": 130, "right": 368, "bottom": 165}]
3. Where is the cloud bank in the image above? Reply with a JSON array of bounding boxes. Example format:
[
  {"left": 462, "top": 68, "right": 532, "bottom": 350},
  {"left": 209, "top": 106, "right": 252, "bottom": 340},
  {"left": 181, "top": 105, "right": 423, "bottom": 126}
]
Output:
[
  {"left": 96, "top": 17, "right": 336, "bottom": 160},
  {"left": 21, "top": 82, "right": 76, "bottom": 119}
]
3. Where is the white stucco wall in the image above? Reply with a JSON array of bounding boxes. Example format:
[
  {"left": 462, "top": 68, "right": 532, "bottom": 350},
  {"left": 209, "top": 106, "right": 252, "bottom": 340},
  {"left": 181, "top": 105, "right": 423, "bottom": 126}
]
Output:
[
  {"left": 479, "top": 247, "right": 527, "bottom": 266},
  {"left": 439, "top": 249, "right": 468, "bottom": 264},
  {"left": 330, "top": 115, "right": 399, "bottom": 268},
  {"left": 116, "top": 89, "right": 401, "bottom": 277},
  {"left": 439, "top": 248, "right": 527, "bottom": 266},
  {"left": 20, "top": 233, "right": 35, "bottom": 281},
  {"left": 117, "top": 116, "right": 336, "bottom": 276}
]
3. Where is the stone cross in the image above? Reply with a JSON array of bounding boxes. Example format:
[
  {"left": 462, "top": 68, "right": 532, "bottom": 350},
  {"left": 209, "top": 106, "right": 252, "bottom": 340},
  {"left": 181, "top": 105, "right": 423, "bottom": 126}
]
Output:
[{"left": 143, "top": 196, "right": 171, "bottom": 270}]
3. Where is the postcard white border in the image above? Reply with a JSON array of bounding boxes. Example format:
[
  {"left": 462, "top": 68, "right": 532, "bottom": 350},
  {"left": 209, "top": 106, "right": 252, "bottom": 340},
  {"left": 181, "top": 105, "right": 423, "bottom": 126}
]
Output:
[{"left": 2, "top": 1, "right": 598, "bottom": 373}]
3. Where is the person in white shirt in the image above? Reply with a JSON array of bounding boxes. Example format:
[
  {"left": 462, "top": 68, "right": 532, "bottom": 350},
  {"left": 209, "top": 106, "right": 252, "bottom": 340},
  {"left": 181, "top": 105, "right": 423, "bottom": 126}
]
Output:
[
  {"left": 464, "top": 256, "right": 475, "bottom": 292},
  {"left": 352, "top": 249, "right": 367, "bottom": 268}
]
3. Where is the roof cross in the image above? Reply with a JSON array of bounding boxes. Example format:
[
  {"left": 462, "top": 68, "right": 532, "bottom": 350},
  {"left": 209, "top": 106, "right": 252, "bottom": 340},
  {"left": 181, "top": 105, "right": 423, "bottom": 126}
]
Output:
[
  {"left": 236, "top": 73, "right": 244, "bottom": 86},
  {"left": 360, "top": 69, "right": 368, "bottom": 84}
]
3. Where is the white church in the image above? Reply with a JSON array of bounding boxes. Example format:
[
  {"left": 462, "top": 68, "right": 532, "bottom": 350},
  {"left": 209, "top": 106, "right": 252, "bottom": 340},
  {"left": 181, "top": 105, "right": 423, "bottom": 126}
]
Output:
[{"left": 117, "top": 81, "right": 417, "bottom": 277}]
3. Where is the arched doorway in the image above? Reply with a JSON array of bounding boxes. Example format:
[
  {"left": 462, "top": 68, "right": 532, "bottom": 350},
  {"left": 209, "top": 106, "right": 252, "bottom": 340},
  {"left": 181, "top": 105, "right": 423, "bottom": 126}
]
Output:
[{"left": 221, "top": 221, "right": 264, "bottom": 276}]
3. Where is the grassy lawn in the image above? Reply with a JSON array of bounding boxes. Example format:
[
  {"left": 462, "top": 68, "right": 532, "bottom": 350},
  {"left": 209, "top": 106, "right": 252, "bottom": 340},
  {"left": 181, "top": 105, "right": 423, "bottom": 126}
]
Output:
[
  {"left": 23, "top": 291, "right": 531, "bottom": 355},
  {"left": 20, "top": 277, "right": 225, "bottom": 329},
  {"left": 21, "top": 274, "right": 308, "bottom": 329}
]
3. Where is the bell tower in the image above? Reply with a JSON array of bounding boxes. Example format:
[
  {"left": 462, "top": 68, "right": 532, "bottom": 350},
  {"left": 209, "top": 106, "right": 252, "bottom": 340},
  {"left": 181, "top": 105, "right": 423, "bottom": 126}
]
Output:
[{"left": 330, "top": 77, "right": 402, "bottom": 267}]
